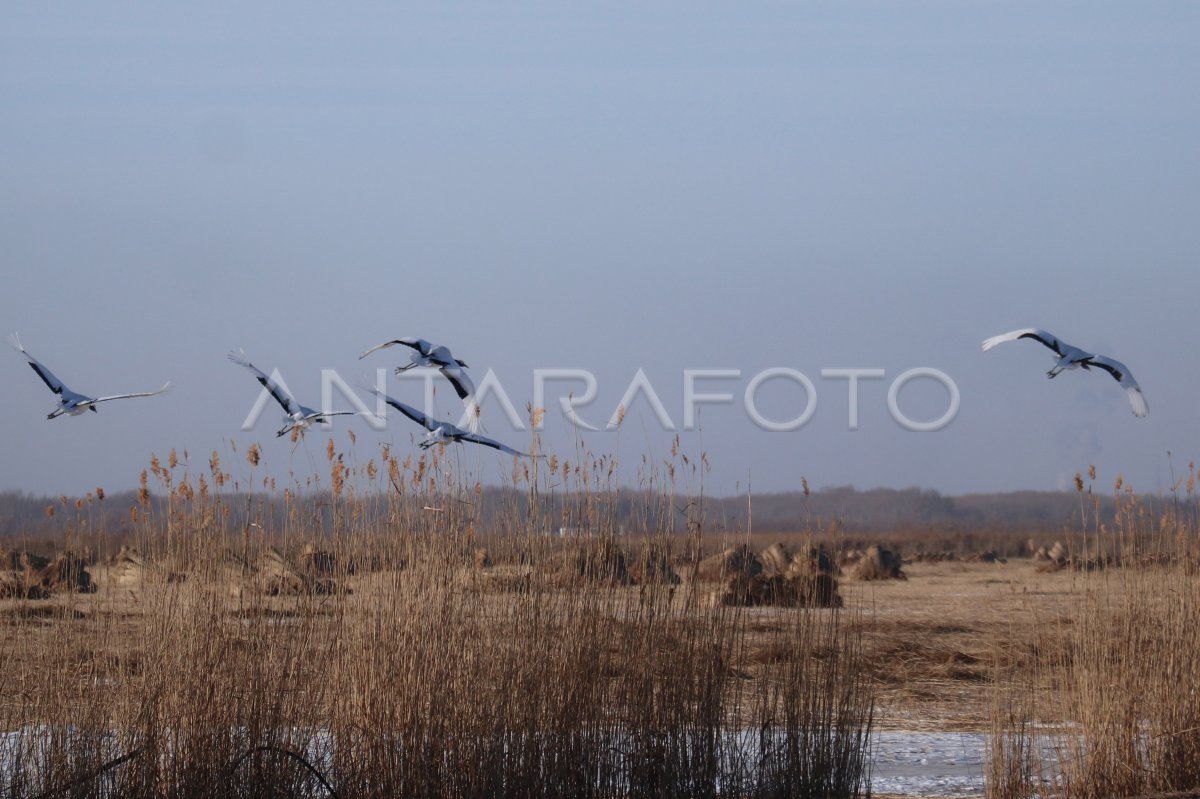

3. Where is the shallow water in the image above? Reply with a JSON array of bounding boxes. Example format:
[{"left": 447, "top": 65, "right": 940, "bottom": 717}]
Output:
[
  {"left": 870, "top": 731, "right": 987, "bottom": 797},
  {"left": 2, "top": 726, "right": 1032, "bottom": 798}
]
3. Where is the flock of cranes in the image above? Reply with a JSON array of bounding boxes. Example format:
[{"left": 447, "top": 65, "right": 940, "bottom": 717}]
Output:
[
  {"left": 8, "top": 326, "right": 1149, "bottom": 456},
  {"left": 10, "top": 332, "right": 530, "bottom": 457}
]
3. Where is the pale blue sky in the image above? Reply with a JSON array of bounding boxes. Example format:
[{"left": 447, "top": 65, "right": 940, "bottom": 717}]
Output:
[{"left": 3, "top": 3, "right": 1198, "bottom": 497}]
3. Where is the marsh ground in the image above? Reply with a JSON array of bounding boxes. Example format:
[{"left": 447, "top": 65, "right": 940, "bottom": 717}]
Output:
[
  {"left": 4, "top": 553, "right": 1069, "bottom": 721},
  {"left": 0, "top": 544, "right": 1186, "bottom": 799}
]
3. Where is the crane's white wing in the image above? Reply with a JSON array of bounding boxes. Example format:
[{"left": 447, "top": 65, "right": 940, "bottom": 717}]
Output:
[
  {"left": 982, "top": 328, "right": 1066, "bottom": 356},
  {"left": 227, "top": 349, "right": 302, "bottom": 417},
  {"left": 91, "top": 381, "right": 173, "bottom": 404},
  {"left": 367, "top": 387, "right": 437, "bottom": 432},
  {"left": 8, "top": 333, "right": 72, "bottom": 396},
  {"left": 296, "top": 405, "right": 358, "bottom": 422},
  {"left": 458, "top": 431, "right": 528, "bottom": 457},
  {"left": 358, "top": 337, "right": 430, "bottom": 360},
  {"left": 425, "top": 344, "right": 463, "bottom": 367},
  {"left": 1088, "top": 356, "right": 1148, "bottom": 417},
  {"left": 440, "top": 364, "right": 480, "bottom": 433}
]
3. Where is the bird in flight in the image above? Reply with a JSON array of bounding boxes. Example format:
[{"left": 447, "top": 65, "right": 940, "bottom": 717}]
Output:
[
  {"left": 982, "top": 328, "right": 1148, "bottom": 417},
  {"left": 366, "top": 385, "right": 530, "bottom": 457},
  {"left": 9, "top": 333, "right": 172, "bottom": 419},
  {"left": 227, "top": 348, "right": 357, "bottom": 437},
  {"left": 359, "top": 337, "right": 480, "bottom": 431}
]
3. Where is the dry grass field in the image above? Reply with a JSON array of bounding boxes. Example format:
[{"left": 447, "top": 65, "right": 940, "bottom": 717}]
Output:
[{"left": 1, "top": 445, "right": 1198, "bottom": 798}]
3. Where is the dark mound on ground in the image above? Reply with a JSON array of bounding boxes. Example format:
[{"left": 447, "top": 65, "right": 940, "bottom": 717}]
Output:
[{"left": 851, "top": 545, "right": 905, "bottom": 581}]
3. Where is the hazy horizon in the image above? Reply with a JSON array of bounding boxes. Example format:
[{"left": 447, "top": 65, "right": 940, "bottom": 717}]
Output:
[{"left": 3, "top": 4, "right": 1198, "bottom": 498}]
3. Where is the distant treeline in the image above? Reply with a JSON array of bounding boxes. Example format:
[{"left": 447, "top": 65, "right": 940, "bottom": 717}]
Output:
[
  {"left": 0, "top": 484, "right": 1149, "bottom": 541},
  {"left": 708, "top": 486, "right": 1127, "bottom": 535}
]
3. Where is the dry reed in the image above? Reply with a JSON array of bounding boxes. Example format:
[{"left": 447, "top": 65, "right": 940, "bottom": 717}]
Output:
[
  {"left": 0, "top": 437, "right": 874, "bottom": 798},
  {"left": 988, "top": 466, "right": 1200, "bottom": 799}
]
